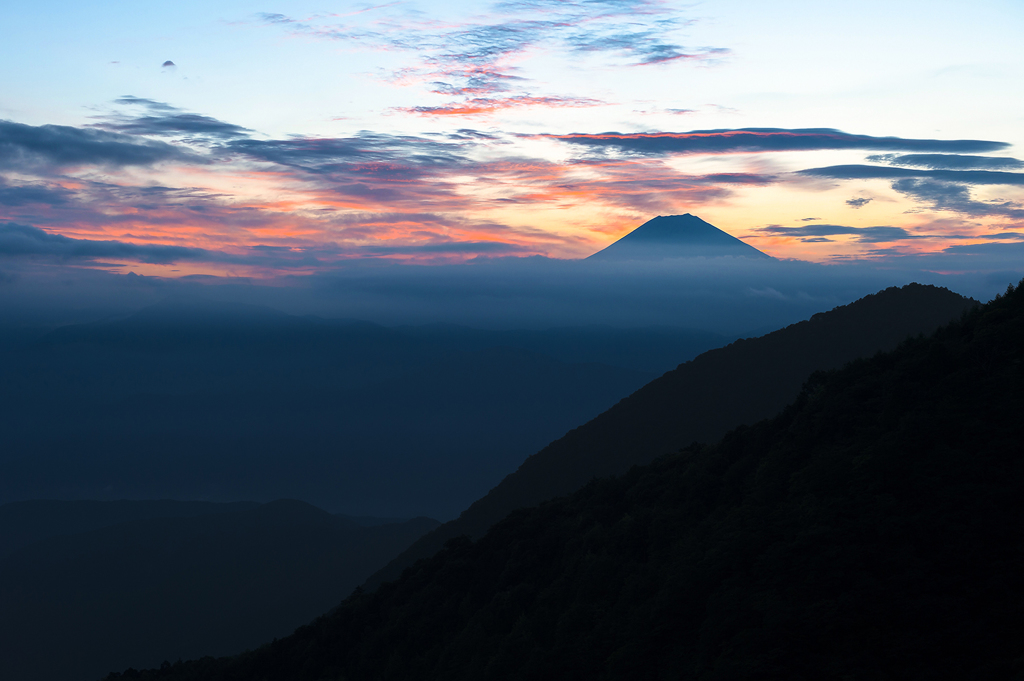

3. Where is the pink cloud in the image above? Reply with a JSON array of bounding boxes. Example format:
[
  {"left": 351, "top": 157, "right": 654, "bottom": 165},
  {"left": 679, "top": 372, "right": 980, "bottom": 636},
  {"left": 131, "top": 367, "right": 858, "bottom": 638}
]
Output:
[{"left": 396, "top": 95, "right": 605, "bottom": 116}]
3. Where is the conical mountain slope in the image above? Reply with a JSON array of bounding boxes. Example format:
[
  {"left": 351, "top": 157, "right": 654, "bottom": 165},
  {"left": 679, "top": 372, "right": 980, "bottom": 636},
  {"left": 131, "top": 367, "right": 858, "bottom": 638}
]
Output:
[
  {"left": 116, "top": 282, "right": 1024, "bottom": 680},
  {"left": 364, "top": 283, "right": 975, "bottom": 589},
  {"left": 587, "top": 214, "right": 771, "bottom": 260}
]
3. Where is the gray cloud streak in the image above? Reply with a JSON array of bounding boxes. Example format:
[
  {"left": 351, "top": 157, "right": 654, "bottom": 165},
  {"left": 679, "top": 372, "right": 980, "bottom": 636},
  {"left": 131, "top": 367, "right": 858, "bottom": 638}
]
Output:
[
  {"left": 755, "top": 224, "right": 919, "bottom": 243},
  {"left": 92, "top": 97, "right": 253, "bottom": 140},
  {"left": 799, "top": 164, "right": 1024, "bottom": 185},
  {"left": 865, "top": 153, "right": 1024, "bottom": 171},
  {"left": 890, "top": 179, "right": 1024, "bottom": 219},
  {"left": 0, "top": 120, "right": 194, "bottom": 168},
  {"left": 0, "top": 222, "right": 213, "bottom": 264},
  {"left": 550, "top": 129, "right": 1008, "bottom": 156}
]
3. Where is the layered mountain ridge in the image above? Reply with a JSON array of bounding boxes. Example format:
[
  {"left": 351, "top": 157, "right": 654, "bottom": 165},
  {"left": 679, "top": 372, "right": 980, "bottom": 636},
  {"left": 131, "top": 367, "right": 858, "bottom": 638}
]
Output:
[
  {"left": 364, "top": 282, "right": 976, "bottom": 590},
  {"left": 109, "top": 280, "right": 1024, "bottom": 679}
]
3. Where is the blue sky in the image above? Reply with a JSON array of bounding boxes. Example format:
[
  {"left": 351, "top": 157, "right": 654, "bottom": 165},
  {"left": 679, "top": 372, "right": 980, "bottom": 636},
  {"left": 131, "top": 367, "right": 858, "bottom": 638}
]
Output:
[{"left": 1, "top": 0, "right": 1023, "bottom": 277}]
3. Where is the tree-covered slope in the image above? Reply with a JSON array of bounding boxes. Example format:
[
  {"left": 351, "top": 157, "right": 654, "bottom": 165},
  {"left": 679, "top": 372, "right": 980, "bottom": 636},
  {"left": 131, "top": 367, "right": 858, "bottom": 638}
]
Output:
[
  {"left": 365, "top": 283, "right": 977, "bottom": 589},
  {"left": 110, "top": 280, "right": 1024, "bottom": 680}
]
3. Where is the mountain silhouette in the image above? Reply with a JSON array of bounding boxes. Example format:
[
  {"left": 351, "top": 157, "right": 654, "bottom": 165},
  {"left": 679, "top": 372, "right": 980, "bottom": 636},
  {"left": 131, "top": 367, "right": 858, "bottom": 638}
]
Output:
[
  {"left": 110, "top": 281, "right": 1024, "bottom": 680},
  {"left": 364, "top": 283, "right": 976, "bottom": 589},
  {"left": 0, "top": 499, "right": 258, "bottom": 561},
  {"left": 587, "top": 214, "right": 771, "bottom": 260},
  {"left": 0, "top": 499, "right": 438, "bottom": 681},
  {"left": 1, "top": 300, "right": 685, "bottom": 520}
]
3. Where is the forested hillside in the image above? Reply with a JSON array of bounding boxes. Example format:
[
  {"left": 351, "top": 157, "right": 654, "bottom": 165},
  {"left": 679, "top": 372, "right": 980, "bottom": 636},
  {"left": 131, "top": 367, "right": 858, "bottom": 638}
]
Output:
[
  {"left": 366, "top": 283, "right": 977, "bottom": 588},
  {"left": 109, "top": 283, "right": 1024, "bottom": 680}
]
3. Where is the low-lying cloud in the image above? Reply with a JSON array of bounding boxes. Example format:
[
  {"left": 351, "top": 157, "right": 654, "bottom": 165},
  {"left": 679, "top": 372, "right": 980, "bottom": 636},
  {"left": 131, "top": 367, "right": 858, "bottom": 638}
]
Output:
[
  {"left": 0, "top": 222, "right": 213, "bottom": 263},
  {"left": 755, "top": 224, "right": 918, "bottom": 243}
]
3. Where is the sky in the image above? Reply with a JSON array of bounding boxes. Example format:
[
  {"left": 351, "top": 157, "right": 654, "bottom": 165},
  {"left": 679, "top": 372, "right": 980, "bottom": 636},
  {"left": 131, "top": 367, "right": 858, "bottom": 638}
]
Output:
[{"left": 1, "top": 0, "right": 1023, "bottom": 280}]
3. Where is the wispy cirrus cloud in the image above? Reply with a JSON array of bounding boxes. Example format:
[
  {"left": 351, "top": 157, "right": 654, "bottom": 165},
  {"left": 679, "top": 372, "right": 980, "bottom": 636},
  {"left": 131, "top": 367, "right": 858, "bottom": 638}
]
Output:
[
  {"left": 254, "top": 0, "right": 723, "bottom": 115},
  {"left": 90, "top": 97, "right": 253, "bottom": 141},
  {"left": 492, "top": 0, "right": 722, "bottom": 66},
  {"left": 564, "top": 26, "right": 727, "bottom": 66},
  {"left": 396, "top": 94, "right": 605, "bottom": 116}
]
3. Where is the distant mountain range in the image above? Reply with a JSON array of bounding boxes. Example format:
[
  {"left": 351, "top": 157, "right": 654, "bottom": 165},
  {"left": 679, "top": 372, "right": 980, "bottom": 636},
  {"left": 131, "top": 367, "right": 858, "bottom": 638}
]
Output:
[
  {"left": 0, "top": 302, "right": 730, "bottom": 520},
  {"left": 364, "top": 283, "right": 976, "bottom": 589},
  {"left": 0, "top": 282, "right": 985, "bottom": 681},
  {"left": 0, "top": 499, "right": 438, "bottom": 681},
  {"left": 0, "top": 499, "right": 259, "bottom": 561},
  {"left": 108, "top": 282, "right": 1024, "bottom": 680},
  {"left": 588, "top": 214, "right": 771, "bottom": 260}
]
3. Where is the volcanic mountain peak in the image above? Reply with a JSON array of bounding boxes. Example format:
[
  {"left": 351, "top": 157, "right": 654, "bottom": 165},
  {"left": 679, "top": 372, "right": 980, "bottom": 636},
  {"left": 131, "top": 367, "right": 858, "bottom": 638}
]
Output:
[{"left": 588, "top": 214, "right": 771, "bottom": 260}]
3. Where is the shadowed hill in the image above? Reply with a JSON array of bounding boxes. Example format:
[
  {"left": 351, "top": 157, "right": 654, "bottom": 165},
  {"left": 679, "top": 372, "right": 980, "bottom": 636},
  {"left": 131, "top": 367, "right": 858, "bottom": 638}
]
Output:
[
  {"left": 0, "top": 499, "right": 258, "bottom": 560},
  {"left": 0, "top": 500, "right": 438, "bottom": 681},
  {"left": 364, "top": 283, "right": 976, "bottom": 589},
  {"left": 111, "top": 281, "right": 1024, "bottom": 680},
  {"left": 587, "top": 214, "right": 771, "bottom": 260}
]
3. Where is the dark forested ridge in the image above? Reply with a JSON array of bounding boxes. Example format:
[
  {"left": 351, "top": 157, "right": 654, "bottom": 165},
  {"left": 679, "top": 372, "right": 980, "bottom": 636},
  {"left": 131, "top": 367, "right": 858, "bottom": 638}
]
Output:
[
  {"left": 109, "top": 282, "right": 1024, "bottom": 680},
  {"left": 365, "top": 283, "right": 977, "bottom": 588},
  {"left": 0, "top": 500, "right": 438, "bottom": 681}
]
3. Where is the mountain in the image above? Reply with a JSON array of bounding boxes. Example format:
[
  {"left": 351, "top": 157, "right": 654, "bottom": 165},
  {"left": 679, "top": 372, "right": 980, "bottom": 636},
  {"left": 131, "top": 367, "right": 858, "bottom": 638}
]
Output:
[
  {"left": 0, "top": 300, "right": 691, "bottom": 520},
  {"left": 364, "top": 283, "right": 976, "bottom": 589},
  {"left": 393, "top": 324, "right": 729, "bottom": 374},
  {"left": 0, "top": 499, "right": 439, "bottom": 681},
  {"left": 108, "top": 281, "right": 1024, "bottom": 680},
  {"left": 0, "top": 499, "right": 258, "bottom": 560},
  {"left": 587, "top": 214, "right": 771, "bottom": 260}
]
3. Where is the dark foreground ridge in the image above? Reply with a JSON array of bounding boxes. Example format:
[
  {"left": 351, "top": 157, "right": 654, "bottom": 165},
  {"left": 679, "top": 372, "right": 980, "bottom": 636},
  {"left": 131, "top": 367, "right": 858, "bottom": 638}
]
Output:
[
  {"left": 365, "top": 283, "right": 976, "bottom": 589},
  {"left": 111, "top": 281, "right": 1024, "bottom": 679},
  {"left": 587, "top": 214, "right": 772, "bottom": 260}
]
